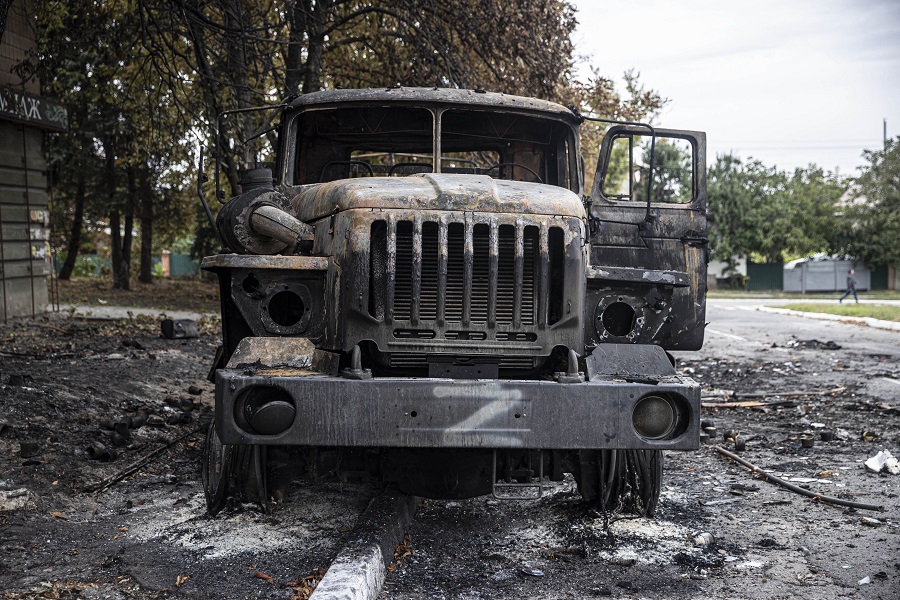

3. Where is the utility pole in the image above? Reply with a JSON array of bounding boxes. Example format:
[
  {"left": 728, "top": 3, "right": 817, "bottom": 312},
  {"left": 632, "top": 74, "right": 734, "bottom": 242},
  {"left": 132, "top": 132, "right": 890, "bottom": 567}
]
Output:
[{"left": 885, "top": 118, "right": 888, "bottom": 149}]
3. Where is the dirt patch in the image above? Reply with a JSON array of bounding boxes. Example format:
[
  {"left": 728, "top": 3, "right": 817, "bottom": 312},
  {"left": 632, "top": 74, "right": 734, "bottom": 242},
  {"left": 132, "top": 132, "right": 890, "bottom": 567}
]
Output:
[
  {"left": 0, "top": 312, "right": 377, "bottom": 598},
  {"left": 57, "top": 276, "right": 220, "bottom": 313}
]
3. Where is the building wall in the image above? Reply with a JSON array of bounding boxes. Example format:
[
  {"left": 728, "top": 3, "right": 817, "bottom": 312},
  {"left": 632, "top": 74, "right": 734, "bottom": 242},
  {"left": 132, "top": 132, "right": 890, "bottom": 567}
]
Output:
[
  {"left": 0, "top": 0, "right": 52, "bottom": 320},
  {"left": 0, "top": 0, "right": 38, "bottom": 93}
]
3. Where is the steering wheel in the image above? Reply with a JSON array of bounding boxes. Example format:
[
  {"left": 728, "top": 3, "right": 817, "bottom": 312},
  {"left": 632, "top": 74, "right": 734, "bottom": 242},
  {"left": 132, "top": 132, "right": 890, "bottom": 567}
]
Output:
[
  {"left": 389, "top": 162, "right": 433, "bottom": 176},
  {"left": 319, "top": 161, "right": 374, "bottom": 181},
  {"left": 482, "top": 162, "right": 543, "bottom": 184}
]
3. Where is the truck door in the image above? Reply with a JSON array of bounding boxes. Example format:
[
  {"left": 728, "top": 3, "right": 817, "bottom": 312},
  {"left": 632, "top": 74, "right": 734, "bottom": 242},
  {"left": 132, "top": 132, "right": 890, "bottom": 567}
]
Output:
[{"left": 586, "top": 125, "right": 708, "bottom": 350}]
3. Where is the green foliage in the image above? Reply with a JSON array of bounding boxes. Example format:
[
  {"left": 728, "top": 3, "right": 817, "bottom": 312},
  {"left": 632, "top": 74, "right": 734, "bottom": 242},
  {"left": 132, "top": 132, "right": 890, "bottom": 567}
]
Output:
[
  {"left": 70, "top": 255, "right": 110, "bottom": 278},
  {"left": 566, "top": 69, "right": 667, "bottom": 191},
  {"left": 641, "top": 138, "right": 693, "bottom": 204},
  {"left": 22, "top": 0, "right": 664, "bottom": 266},
  {"left": 832, "top": 139, "right": 900, "bottom": 266},
  {"left": 707, "top": 154, "right": 846, "bottom": 270}
]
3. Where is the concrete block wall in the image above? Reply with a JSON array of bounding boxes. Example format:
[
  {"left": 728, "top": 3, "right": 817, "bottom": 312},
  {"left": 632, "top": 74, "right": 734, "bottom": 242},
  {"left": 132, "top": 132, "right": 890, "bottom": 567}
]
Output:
[{"left": 0, "top": 120, "right": 51, "bottom": 319}]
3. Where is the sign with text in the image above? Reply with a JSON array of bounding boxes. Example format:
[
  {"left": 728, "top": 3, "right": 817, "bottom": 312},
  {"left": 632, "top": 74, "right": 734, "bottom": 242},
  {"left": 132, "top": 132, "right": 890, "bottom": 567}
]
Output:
[{"left": 0, "top": 85, "right": 68, "bottom": 131}]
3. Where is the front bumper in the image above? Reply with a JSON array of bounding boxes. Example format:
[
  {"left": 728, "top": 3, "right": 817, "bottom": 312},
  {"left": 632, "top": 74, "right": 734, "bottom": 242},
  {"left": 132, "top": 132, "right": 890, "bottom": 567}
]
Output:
[{"left": 215, "top": 369, "right": 701, "bottom": 450}]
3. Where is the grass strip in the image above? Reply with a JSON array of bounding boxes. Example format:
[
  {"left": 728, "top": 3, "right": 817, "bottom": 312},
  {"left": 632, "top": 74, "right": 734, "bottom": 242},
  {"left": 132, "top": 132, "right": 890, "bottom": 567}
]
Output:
[{"left": 776, "top": 302, "right": 900, "bottom": 322}]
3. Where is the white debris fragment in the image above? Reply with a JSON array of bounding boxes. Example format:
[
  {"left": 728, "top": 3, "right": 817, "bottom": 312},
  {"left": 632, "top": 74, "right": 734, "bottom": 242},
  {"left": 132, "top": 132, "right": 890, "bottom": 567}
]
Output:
[
  {"left": 864, "top": 450, "right": 900, "bottom": 475},
  {"left": 858, "top": 576, "right": 871, "bottom": 585},
  {"left": 0, "top": 488, "right": 38, "bottom": 511}
]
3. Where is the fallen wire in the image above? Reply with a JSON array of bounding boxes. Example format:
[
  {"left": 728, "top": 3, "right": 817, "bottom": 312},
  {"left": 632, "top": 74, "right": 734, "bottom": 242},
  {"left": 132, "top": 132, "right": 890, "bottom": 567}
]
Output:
[
  {"left": 83, "top": 424, "right": 206, "bottom": 493},
  {"left": 715, "top": 446, "right": 884, "bottom": 512}
]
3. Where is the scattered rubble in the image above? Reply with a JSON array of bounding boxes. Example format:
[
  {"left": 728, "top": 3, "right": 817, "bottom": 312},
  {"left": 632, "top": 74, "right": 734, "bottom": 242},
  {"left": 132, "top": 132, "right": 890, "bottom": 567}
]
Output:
[{"left": 864, "top": 449, "right": 900, "bottom": 474}]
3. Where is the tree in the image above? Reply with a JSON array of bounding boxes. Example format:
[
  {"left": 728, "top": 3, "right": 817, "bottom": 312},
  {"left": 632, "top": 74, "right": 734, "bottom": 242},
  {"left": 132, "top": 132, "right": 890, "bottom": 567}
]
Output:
[
  {"left": 832, "top": 139, "right": 900, "bottom": 267},
  {"left": 707, "top": 154, "right": 845, "bottom": 272},
  {"left": 567, "top": 69, "right": 667, "bottom": 191},
  {"left": 22, "top": 0, "right": 198, "bottom": 287},
  {"left": 23, "top": 0, "right": 666, "bottom": 286}
]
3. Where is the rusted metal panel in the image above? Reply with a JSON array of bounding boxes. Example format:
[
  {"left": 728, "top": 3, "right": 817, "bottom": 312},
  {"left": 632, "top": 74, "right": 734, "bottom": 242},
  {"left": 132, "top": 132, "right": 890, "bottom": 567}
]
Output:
[
  {"left": 290, "top": 174, "right": 586, "bottom": 223},
  {"left": 201, "top": 254, "right": 330, "bottom": 271},
  {"left": 215, "top": 369, "right": 700, "bottom": 450},
  {"left": 286, "top": 87, "right": 581, "bottom": 123}
]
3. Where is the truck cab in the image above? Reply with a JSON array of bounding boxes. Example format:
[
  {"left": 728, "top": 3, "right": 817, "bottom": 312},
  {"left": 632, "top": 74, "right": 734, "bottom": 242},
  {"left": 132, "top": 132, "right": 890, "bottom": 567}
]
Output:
[{"left": 201, "top": 88, "right": 707, "bottom": 516}]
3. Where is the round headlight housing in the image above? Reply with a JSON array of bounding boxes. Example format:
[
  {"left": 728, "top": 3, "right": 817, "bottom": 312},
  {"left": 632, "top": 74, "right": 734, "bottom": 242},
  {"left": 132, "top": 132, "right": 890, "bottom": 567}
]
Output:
[{"left": 632, "top": 394, "right": 684, "bottom": 440}]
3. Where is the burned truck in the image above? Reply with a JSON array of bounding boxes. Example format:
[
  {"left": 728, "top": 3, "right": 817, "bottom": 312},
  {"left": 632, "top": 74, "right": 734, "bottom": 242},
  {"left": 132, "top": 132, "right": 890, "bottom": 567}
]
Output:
[{"left": 200, "top": 88, "right": 707, "bottom": 517}]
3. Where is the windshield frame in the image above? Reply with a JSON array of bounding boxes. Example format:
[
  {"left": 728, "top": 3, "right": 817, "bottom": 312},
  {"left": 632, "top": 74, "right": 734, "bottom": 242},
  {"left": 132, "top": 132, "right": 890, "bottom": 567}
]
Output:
[{"left": 278, "top": 101, "right": 583, "bottom": 195}]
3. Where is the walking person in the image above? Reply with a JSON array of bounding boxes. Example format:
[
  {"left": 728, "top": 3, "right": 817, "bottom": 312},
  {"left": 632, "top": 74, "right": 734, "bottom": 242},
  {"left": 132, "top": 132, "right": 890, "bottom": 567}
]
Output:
[{"left": 839, "top": 269, "right": 859, "bottom": 303}]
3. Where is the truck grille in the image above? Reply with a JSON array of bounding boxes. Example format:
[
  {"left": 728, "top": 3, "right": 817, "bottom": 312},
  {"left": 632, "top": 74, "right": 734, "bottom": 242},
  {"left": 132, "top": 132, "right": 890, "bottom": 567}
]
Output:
[{"left": 368, "top": 216, "right": 565, "bottom": 328}]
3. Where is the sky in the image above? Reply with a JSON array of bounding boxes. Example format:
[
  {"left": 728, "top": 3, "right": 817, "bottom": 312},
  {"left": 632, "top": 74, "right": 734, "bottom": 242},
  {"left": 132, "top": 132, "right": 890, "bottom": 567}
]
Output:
[{"left": 570, "top": 0, "right": 900, "bottom": 177}]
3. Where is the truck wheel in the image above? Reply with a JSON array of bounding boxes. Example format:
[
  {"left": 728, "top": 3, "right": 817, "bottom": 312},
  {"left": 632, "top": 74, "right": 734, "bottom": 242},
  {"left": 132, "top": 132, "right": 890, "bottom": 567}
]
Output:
[
  {"left": 233, "top": 445, "right": 270, "bottom": 513},
  {"left": 574, "top": 449, "right": 662, "bottom": 517},
  {"left": 201, "top": 423, "right": 270, "bottom": 514},
  {"left": 201, "top": 422, "right": 234, "bottom": 516}
]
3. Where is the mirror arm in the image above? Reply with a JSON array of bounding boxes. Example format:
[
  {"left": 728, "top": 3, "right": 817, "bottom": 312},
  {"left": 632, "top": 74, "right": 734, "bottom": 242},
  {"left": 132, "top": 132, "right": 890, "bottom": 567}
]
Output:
[{"left": 583, "top": 116, "right": 656, "bottom": 225}]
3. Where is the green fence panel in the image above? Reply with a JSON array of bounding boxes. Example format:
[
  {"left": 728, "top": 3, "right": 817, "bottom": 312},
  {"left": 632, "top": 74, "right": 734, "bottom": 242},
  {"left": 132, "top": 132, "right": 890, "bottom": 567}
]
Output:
[
  {"left": 169, "top": 253, "right": 199, "bottom": 279},
  {"left": 870, "top": 264, "right": 888, "bottom": 290},
  {"left": 747, "top": 260, "right": 784, "bottom": 291}
]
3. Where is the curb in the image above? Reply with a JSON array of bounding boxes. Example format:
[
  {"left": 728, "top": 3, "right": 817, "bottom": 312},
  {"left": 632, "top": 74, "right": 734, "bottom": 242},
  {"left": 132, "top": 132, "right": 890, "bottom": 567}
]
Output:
[
  {"left": 757, "top": 306, "right": 900, "bottom": 332},
  {"left": 58, "top": 304, "right": 216, "bottom": 322},
  {"left": 311, "top": 491, "right": 419, "bottom": 600}
]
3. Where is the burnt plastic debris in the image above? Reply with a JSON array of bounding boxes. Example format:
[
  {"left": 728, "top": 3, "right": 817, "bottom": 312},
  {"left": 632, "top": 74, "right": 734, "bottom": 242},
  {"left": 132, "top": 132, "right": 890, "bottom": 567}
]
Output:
[
  {"left": 692, "top": 532, "right": 714, "bottom": 546},
  {"left": 785, "top": 339, "right": 841, "bottom": 350},
  {"left": 166, "top": 411, "right": 192, "bottom": 425},
  {"left": 161, "top": 319, "right": 199, "bottom": 339},
  {"left": 864, "top": 450, "right": 900, "bottom": 475},
  {"left": 19, "top": 441, "right": 41, "bottom": 458},
  {"left": 129, "top": 412, "right": 147, "bottom": 429},
  {"left": 86, "top": 441, "right": 118, "bottom": 462}
]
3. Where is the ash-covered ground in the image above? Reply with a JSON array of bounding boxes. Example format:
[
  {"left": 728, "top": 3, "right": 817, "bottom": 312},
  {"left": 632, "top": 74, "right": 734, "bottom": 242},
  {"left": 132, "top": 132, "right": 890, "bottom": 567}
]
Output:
[{"left": 1, "top": 302, "right": 898, "bottom": 599}]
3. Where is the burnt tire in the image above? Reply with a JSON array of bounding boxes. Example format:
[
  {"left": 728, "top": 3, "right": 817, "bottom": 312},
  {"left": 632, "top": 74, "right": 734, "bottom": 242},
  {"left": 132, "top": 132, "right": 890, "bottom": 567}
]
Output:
[
  {"left": 201, "top": 423, "right": 270, "bottom": 515},
  {"left": 232, "top": 444, "right": 270, "bottom": 513},
  {"left": 574, "top": 449, "right": 663, "bottom": 517},
  {"left": 201, "top": 422, "right": 234, "bottom": 516}
]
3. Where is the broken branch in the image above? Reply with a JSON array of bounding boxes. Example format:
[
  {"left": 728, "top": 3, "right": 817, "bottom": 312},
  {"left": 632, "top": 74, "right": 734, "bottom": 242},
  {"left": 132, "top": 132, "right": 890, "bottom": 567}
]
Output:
[
  {"left": 735, "top": 386, "right": 846, "bottom": 399},
  {"left": 714, "top": 446, "right": 884, "bottom": 512},
  {"left": 83, "top": 424, "right": 206, "bottom": 493}
]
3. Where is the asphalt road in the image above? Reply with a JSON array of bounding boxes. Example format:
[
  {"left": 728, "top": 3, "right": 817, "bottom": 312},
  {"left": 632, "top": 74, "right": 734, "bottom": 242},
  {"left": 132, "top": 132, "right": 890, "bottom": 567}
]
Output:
[{"left": 378, "top": 299, "right": 900, "bottom": 600}]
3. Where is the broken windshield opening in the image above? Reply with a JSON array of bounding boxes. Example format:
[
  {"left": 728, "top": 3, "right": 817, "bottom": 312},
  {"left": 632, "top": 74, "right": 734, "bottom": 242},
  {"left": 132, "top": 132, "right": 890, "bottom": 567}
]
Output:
[{"left": 291, "top": 104, "right": 579, "bottom": 192}]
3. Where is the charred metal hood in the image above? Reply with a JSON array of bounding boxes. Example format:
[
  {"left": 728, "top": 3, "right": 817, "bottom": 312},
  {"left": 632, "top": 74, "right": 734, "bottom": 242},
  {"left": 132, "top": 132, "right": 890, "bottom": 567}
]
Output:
[{"left": 290, "top": 174, "right": 585, "bottom": 222}]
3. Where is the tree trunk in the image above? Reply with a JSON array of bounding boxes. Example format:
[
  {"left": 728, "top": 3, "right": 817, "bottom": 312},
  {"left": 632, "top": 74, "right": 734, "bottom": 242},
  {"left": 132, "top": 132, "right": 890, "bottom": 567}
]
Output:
[
  {"left": 301, "top": 1, "right": 327, "bottom": 94},
  {"left": 284, "top": 0, "right": 309, "bottom": 95},
  {"left": 184, "top": 5, "right": 239, "bottom": 196},
  {"left": 110, "top": 207, "right": 125, "bottom": 289},
  {"left": 106, "top": 139, "right": 129, "bottom": 290},
  {"left": 122, "top": 167, "right": 135, "bottom": 286},
  {"left": 138, "top": 165, "right": 154, "bottom": 283},
  {"left": 58, "top": 169, "right": 86, "bottom": 280}
]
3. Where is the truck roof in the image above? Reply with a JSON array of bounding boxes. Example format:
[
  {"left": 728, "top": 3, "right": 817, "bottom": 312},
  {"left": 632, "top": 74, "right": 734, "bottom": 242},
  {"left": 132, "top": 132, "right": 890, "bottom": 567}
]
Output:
[{"left": 286, "top": 87, "right": 582, "bottom": 123}]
